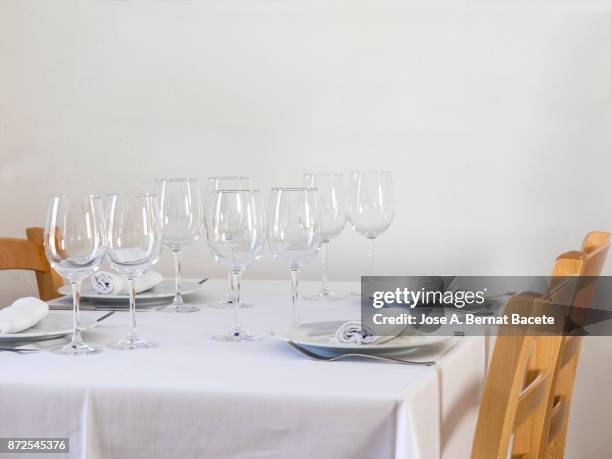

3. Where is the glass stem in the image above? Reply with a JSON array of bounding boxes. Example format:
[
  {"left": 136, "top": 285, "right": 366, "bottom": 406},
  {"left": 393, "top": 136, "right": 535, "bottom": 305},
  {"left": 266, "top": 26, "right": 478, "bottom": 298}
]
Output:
[
  {"left": 227, "top": 269, "right": 233, "bottom": 301},
  {"left": 70, "top": 280, "right": 83, "bottom": 348},
  {"left": 320, "top": 241, "right": 330, "bottom": 295},
  {"left": 172, "top": 250, "right": 183, "bottom": 306},
  {"left": 230, "top": 270, "right": 243, "bottom": 335},
  {"left": 290, "top": 269, "right": 300, "bottom": 328},
  {"left": 367, "top": 237, "right": 376, "bottom": 276},
  {"left": 128, "top": 278, "right": 138, "bottom": 341}
]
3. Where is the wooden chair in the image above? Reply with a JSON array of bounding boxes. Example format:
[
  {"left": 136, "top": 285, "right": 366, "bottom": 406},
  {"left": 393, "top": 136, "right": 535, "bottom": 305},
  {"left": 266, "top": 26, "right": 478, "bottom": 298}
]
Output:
[
  {"left": 508, "top": 252, "right": 584, "bottom": 459},
  {"left": 0, "top": 227, "right": 63, "bottom": 301},
  {"left": 472, "top": 231, "right": 610, "bottom": 459},
  {"left": 539, "top": 231, "right": 609, "bottom": 459},
  {"left": 471, "top": 292, "right": 566, "bottom": 459}
]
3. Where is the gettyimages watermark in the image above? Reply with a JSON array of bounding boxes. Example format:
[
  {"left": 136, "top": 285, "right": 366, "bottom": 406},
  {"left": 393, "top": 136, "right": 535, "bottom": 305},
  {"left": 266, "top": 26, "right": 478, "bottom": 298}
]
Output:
[{"left": 360, "top": 276, "right": 612, "bottom": 337}]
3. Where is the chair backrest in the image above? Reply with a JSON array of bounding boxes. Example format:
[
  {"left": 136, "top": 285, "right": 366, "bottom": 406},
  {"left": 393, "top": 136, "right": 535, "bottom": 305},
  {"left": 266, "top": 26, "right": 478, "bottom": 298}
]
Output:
[
  {"left": 508, "top": 251, "right": 584, "bottom": 459},
  {"left": 538, "top": 231, "right": 609, "bottom": 459},
  {"left": 494, "top": 231, "right": 609, "bottom": 459},
  {"left": 0, "top": 227, "right": 63, "bottom": 301},
  {"left": 471, "top": 242, "right": 592, "bottom": 459},
  {"left": 471, "top": 291, "right": 566, "bottom": 459}
]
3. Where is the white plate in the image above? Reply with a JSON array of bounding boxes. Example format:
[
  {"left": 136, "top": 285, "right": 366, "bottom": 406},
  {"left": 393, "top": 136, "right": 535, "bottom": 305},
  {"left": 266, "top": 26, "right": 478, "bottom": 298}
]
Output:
[
  {"left": 279, "top": 320, "right": 451, "bottom": 355},
  {"left": 0, "top": 312, "right": 98, "bottom": 342},
  {"left": 58, "top": 279, "right": 202, "bottom": 302}
]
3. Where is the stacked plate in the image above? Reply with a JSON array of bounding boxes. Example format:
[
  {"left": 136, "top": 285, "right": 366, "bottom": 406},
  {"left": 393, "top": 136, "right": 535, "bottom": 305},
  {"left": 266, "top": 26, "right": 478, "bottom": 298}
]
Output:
[
  {"left": 279, "top": 320, "right": 452, "bottom": 357},
  {"left": 55, "top": 279, "right": 205, "bottom": 309},
  {"left": 0, "top": 313, "right": 100, "bottom": 344}
]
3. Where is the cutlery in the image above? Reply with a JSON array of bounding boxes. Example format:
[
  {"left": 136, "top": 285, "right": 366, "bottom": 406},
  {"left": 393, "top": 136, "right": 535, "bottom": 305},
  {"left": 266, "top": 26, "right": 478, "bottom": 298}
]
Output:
[
  {"left": 287, "top": 341, "right": 436, "bottom": 366},
  {"left": 0, "top": 347, "right": 39, "bottom": 354},
  {"left": 198, "top": 278, "right": 209, "bottom": 285},
  {"left": 96, "top": 311, "right": 116, "bottom": 323},
  {"left": 48, "top": 301, "right": 96, "bottom": 311}
]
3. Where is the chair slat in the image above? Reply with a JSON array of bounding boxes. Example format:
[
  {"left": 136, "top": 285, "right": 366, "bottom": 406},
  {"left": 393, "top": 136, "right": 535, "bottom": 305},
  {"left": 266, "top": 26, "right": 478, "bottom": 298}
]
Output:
[
  {"left": 559, "top": 336, "right": 581, "bottom": 369},
  {"left": 0, "top": 228, "right": 63, "bottom": 301},
  {"left": 0, "top": 238, "right": 48, "bottom": 272},
  {"left": 513, "top": 369, "right": 551, "bottom": 430},
  {"left": 547, "top": 396, "right": 565, "bottom": 443}
]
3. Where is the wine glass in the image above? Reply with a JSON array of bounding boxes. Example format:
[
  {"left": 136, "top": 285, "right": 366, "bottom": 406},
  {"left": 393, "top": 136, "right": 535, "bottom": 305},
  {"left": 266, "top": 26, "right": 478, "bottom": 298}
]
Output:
[
  {"left": 208, "top": 189, "right": 265, "bottom": 341},
  {"left": 347, "top": 171, "right": 395, "bottom": 293},
  {"left": 44, "top": 195, "right": 107, "bottom": 355},
  {"left": 303, "top": 173, "right": 347, "bottom": 301},
  {"left": 106, "top": 193, "right": 163, "bottom": 349},
  {"left": 155, "top": 178, "right": 204, "bottom": 313},
  {"left": 205, "top": 176, "right": 253, "bottom": 309},
  {"left": 267, "top": 188, "right": 321, "bottom": 328}
]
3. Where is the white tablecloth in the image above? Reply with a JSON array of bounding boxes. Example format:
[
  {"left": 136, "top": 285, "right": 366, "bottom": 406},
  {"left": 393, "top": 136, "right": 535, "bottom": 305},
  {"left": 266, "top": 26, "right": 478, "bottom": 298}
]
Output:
[{"left": 0, "top": 279, "right": 485, "bottom": 459}]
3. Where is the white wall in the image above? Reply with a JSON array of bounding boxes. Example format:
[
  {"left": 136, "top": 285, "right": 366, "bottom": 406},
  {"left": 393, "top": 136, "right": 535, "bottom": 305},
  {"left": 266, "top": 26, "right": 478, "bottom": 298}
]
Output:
[{"left": 1, "top": 1, "right": 611, "bottom": 457}]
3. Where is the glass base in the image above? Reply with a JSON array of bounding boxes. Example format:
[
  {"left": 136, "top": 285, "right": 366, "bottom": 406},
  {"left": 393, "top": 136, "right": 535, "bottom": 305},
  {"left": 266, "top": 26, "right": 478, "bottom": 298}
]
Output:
[
  {"left": 52, "top": 342, "right": 103, "bottom": 356},
  {"left": 304, "top": 291, "right": 347, "bottom": 301},
  {"left": 207, "top": 299, "right": 253, "bottom": 309},
  {"left": 351, "top": 291, "right": 362, "bottom": 296},
  {"left": 107, "top": 337, "right": 158, "bottom": 350},
  {"left": 212, "top": 329, "right": 260, "bottom": 342},
  {"left": 157, "top": 303, "right": 200, "bottom": 313}
]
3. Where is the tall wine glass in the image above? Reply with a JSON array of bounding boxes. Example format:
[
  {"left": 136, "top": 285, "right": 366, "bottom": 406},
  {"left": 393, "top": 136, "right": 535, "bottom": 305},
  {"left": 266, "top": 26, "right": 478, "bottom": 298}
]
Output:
[
  {"left": 205, "top": 176, "right": 252, "bottom": 309},
  {"left": 303, "top": 173, "right": 347, "bottom": 301},
  {"left": 106, "top": 193, "right": 162, "bottom": 349},
  {"left": 155, "top": 178, "right": 204, "bottom": 313},
  {"left": 44, "top": 195, "right": 107, "bottom": 355},
  {"left": 268, "top": 188, "right": 321, "bottom": 328},
  {"left": 208, "top": 189, "right": 265, "bottom": 341},
  {"left": 347, "top": 171, "right": 395, "bottom": 293}
]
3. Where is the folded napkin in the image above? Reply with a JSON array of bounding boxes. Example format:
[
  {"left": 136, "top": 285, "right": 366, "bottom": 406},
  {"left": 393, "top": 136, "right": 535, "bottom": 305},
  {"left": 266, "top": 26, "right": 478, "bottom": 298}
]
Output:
[
  {"left": 334, "top": 321, "right": 377, "bottom": 345},
  {"left": 90, "top": 271, "right": 163, "bottom": 296},
  {"left": 0, "top": 297, "right": 49, "bottom": 335}
]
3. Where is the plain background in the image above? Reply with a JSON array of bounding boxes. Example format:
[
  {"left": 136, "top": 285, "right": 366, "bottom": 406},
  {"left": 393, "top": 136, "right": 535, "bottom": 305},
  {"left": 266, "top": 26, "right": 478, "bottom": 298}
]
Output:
[{"left": 1, "top": 1, "right": 611, "bottom": 457}]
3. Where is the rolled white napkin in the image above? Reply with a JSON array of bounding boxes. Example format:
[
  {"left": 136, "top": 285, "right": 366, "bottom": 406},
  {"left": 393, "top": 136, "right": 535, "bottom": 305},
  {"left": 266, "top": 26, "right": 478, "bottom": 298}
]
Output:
[
  {"left": 334, "top": 321, "right": 377, "bottom": 345},
  {"left": 90, "top": 271, "right": 163, "bottom": 296},
  {"left": 0, "top": 297, "right": 49, "bottom": 335}
]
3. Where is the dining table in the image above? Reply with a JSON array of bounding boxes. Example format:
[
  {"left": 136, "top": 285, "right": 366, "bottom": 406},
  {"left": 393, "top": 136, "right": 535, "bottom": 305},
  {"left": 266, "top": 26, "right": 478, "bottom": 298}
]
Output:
[{"left": 0, "top": 279, "right": 486, "bottom": 459}]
